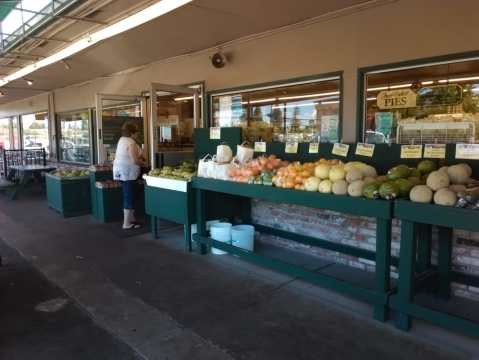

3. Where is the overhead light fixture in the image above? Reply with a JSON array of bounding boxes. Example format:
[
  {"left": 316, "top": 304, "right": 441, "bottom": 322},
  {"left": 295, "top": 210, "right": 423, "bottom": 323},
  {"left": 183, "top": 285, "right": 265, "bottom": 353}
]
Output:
[
  {"left": 25, "top": 79, "right": 34, "bottom": 86},
  {"left": 249, "top": 98, "right": 276, "bottom": 104},
  {"left": 438, "top": 76, "right": 479, "bottom": 83},
  {"left": 421, "top": 81, "right": 434, "bottom": 85},
  {"left": 367, "top": 83, "right": 412, "bottom": 91},
  {"left": 367, "top": 86, "right": 389, "bottom": 92},
  {"left": 272, "top": 102, "right": 318, "bottom": 109},
  {"left": 277, "top": 91, "right": 340, "bottom": 101},
  {"left": 367, "top": 97, "right": 377, "bottom": 101},
  {"left": 174, "top": 95, "right": 202, "bottom": 101},
  {"left": 321, "top": 100, "right": 339, "bottom": 105},
  {"left": 0, "top": 0, "right": 193, "bottom": 87},
  {"left": 389, "top": 83, "right": 412, "bottom": 89}
]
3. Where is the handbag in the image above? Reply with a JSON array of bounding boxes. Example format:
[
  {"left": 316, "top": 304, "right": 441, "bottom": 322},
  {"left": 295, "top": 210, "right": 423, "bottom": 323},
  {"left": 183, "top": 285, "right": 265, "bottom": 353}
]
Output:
[
  {"left": 216, "top": 143, "right": 233, "bottom": 163},
  {"left": 236, "top": 141, "right": 254, "bottom": 164},
  {"left": 197, "top": 154, "right": 212, "bottom": 178}
]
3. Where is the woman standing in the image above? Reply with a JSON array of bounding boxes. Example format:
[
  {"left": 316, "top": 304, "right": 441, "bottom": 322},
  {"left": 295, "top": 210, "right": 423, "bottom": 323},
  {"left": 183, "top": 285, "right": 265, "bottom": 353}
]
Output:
[{"left": 113, "top": 122, "right": 143, "bottom": 229}]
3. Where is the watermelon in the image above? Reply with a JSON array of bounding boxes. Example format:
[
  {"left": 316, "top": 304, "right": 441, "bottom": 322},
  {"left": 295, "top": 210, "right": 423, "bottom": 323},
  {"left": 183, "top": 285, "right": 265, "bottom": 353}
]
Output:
[
  {"left": 387, "top": 165, "right": 411, "bottom": 180},
  {"left": 417, "top": 159, "right": 437, "bottom": 174},
  {"left": 379, "top": 181, "right": 400, "bottom": 200},
  {"left": 362, "top": 182, "right": 380, "bottom": 200},
  {"left": 394, "top": 178, "right": 413, "bottom": 198}
]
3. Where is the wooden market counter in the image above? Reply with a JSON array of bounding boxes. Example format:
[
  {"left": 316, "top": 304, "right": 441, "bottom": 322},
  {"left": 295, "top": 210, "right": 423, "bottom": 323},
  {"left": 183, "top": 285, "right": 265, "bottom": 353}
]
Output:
[{"left": 191, "top": 177, "right": 394, "bottom": 322}]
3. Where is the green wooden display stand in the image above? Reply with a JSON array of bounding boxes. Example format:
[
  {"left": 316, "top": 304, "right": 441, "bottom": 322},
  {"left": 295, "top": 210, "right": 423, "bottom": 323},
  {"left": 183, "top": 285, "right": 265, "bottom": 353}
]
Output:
[
  {"left": 192, "top": 177, "right": 394, "bottom": 322},
  {"left": 95, "top": 187, "right": 123, "bottom": 222},
  {"left": 391, "top": 200, "right": 479, "bottom": 337},
  {"left": 45, "top": 173, "right": 91, "bottom": 217},
  {"left": 90, "top": 170, "right": 113, "bottom": 218}
]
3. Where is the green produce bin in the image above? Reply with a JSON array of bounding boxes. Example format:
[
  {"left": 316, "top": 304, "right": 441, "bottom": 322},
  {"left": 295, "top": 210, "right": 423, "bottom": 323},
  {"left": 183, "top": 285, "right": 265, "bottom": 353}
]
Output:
[
  {"left": 45, "top": 173, "right": 91, "bottom": 217},
  {"left": 95, "top": 187, "right": 123, "bottom": 222},
  {"left": 90, "top": 170, "right": 113, "bottom": 218}
]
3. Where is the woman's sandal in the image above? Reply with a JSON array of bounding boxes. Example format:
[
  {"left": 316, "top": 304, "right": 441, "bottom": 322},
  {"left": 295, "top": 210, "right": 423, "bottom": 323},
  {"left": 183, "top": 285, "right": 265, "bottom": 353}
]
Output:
[{"left": 123, "top": 223, "right": 141, "bottom": 230}]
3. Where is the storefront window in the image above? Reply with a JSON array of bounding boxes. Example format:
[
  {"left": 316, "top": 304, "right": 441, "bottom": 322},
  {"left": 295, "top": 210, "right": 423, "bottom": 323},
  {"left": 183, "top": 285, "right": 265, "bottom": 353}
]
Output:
[
  {"left": 211, "top": 77, "right": 341, "bottom": 143},
  {"left": 363, "top": 58, "right": 479, "bottom": 144},
  {"left": 0, "top": 118, "right": 11, "bottom": 149},
  {"left": 21, "top": 112, "right": 49, "bottom": 153},
  {"left": 58, "top": 110, "right": 91, "bottom": 164}
]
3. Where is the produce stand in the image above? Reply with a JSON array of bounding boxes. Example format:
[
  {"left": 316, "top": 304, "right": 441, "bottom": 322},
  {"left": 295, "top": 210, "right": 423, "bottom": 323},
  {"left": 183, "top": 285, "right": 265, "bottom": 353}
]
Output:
[
  {"left": 392, "top": 200, "right": 479, "bottom": 337},
  {"left": 191, "top": 177, "right": 394, "bottom": 321},
  {"left": 45, "top": 173, "right": 91, "bottom": 217},
  {"left": 90, "top": 170, "right": 113, "bottom": 219},
  {"left": 94, "top": 186, "right": 123, "bottom": 222}
]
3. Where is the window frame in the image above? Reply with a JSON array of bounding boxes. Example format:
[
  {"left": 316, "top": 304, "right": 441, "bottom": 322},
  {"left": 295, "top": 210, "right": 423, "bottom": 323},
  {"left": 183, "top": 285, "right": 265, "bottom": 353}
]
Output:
[
  {"left": 55, "top": 108, "right": 94, "bottom": 166},
  {"left": 19, "top": 110, "right": 49, "bottom": 152},
  {"left": 357, "top": 50, "right": 479, "bottom": 142},
  {"left": 207, "top": 72, "right": 344, "bottom": 142}
]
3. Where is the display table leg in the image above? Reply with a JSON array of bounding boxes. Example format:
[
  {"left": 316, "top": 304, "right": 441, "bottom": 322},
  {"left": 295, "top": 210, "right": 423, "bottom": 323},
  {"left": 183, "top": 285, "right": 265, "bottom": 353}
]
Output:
[
  {"left": 437, "top": 226, "right": 453, "bottom": 299},
  {"left": 196, "top": 189, "right": 207, "bottom": 255},
  {"left": 374, "top": 218, "right": 391, "bottom": 322},
  {"left": 416, "top": 224, "right": 432, "bottom": 273},
  {"left": 396, "top": 220, "right": 417, "bottom": 331},
  {"left": 151, "top": 216, "right": 159, "bottom": 239},
  {"left": 184, "top": 223, "right": 192, "bottom": 252}
]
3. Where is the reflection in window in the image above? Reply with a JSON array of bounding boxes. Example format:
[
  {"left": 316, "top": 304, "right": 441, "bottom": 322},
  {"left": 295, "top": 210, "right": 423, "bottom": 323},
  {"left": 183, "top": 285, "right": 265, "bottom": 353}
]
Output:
[
  {"left": 364, "top": 58, "right": 479, "bottom": 144},
  {"left": 59, "top": 111, "right": 91, "bottom": 164},
  {"left": 21, "top": 112, "right": 49, "bottom": 153},
  {"left": 0, "top": 118, "right": 11, "bottom": 149},
  {"left": 211, "top": 77, "right": 341, "bottom": 143}
]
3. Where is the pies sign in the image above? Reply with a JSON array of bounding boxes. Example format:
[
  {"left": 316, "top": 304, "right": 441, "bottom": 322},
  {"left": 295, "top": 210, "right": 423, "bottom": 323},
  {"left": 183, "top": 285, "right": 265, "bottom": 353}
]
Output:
[{"left": 377, "top": 89, "right": 417, "bottom": 109}]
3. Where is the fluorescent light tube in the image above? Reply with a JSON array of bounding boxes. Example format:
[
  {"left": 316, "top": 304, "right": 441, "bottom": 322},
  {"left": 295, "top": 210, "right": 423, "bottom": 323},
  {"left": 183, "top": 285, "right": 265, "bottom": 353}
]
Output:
[
  {"left": 439, "top": 76, "right": 479, "bottom": 83},
  {"left": 249, "top": 98, "right": 276, "bottom": 104},
  {"left": 367, "top": 97, "right": 377, "bottom": 101},
  {"left": 421, "top": 81, "right": 434, "bottom": 85},
  {"left": 272, "top": 102, "right": 318, "bottom": 109},
  {"left": 0, "top": 0, "right": 193, "bottom": 87},
  {"left": 367, "top": 86, "right": 388, "bottom": 92},
  {"left": 321, "top": 100, "right": 339, "bottom": 105},
  {"left": 277, "top": 91, "right": 340, "bottom": 100},
  {"left": 389, "top": 83, "right": 412, "bottom": 89}
]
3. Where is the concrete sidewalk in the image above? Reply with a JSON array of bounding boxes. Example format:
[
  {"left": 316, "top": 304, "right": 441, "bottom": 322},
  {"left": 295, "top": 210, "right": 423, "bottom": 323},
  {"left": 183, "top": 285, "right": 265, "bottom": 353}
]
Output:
[{"left": 0, "top": 191, "right": 477, "bottom": 359}]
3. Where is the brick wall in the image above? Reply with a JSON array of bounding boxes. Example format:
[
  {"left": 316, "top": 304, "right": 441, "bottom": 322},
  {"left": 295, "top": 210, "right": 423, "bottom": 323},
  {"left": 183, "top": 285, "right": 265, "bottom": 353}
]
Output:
[{"left": 251, "top": 200, "right": 479, "bottom": 301}]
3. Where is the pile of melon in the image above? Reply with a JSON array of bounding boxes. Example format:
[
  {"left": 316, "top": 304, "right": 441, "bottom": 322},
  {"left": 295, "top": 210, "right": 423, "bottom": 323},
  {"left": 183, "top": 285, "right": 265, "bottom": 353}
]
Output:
[
  {"left": 409, "top": 163, "right": 474, "bottom": 206},
  {"left": 303, "top": 161, "right": 378, "bottom": 197}
]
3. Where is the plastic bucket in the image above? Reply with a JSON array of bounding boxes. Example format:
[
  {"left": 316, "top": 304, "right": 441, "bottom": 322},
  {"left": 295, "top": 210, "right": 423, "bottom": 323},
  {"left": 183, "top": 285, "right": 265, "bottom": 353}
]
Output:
[
  {"left": 210, "top": 222, "right": 232, "bottom": 255},
  {"left": 231, "top": 225, "right": 255, "bottom": 251}
]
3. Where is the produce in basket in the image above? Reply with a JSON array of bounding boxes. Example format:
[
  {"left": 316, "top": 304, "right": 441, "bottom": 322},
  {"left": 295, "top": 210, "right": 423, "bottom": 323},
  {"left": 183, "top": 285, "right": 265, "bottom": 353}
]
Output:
[
  {"left": 148, "top": 161, "right": 196, "bottom": 181},
  {"left": 229, "top": 155, "right": 285, "bottom": 183},
  {"left": 52, "top": 167, "right": 89, "bottom": 178}
]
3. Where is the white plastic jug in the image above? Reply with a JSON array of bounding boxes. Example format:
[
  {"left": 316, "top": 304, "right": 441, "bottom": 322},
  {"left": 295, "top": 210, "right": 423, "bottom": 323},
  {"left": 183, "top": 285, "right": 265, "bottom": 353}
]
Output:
[
  {"left": 210, "top": 222, "right": 232, "bottom": 255},
  {"left": 231, "top": 225, "right": 255, "bottom": 251}
]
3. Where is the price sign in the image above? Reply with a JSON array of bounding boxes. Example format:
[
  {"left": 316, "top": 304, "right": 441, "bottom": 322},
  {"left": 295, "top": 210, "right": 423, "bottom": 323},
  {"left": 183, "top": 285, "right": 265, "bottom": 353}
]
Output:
[
  {"left": 423, "top": 144, "right": 446, "bottom": 159},
  {"left": 285, "top": 141, "right": 298, "bottom": 154},
  {"left": 355, "top": 143, "right": 375, "bottom": 157},
  {"left": 456, "top": 143, "right": 479, "bottom": 160},
  {"left": 209, "top": 127, "right": 221, "bottom": 140},
  {"left": 332, "top": 143, "right": 349, "bottom": 157},
  {"left": 254, "top": 141, "right": 266, "bottom": 153},
  {"left": 308, "top": 142, "right": 319, "bottom": 154},
  {"left": 401, "top": 145, "right": 423, "bottom": 159}
]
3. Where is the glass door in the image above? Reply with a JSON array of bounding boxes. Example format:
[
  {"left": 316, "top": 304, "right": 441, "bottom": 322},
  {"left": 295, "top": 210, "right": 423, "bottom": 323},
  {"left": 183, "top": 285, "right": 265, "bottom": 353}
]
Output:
[
  {"left": 149, "top": 83, "right": 201, "bottom": 168},
  {"left": 95, "top": 94, "right": 145, "bottom": 164}
]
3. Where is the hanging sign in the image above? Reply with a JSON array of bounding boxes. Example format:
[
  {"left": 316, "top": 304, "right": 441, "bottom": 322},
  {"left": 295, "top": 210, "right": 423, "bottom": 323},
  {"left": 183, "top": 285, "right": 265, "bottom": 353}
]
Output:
[
  {"left": 209, "top": 127, "right": 221, "bottom": 140},
  {"left": 377, "top": 89, "right": 417, "bottom": 109},
  {"left": 308, "top": 142, "right": 319, "bottom": 154},
  {"left": 455, "top": 143, "right": 479, "bottom": 160},
  {"left": 423, "top": 144, "right": 446, "bottom": 159},
  {"left": 400, "top": 144, "right": 423, "bottom": 159},
  {"left": 332, "top": 143, "right": 349, "bottom": 157},
  {"left": 355, "top": 143, "right": 375, "bottom": 157},
  {"left": 254, "top": 141, "right": 266, "bottom": 153},
  {"left": 285, "top": 141, "right": 298, "bottom": 154}
]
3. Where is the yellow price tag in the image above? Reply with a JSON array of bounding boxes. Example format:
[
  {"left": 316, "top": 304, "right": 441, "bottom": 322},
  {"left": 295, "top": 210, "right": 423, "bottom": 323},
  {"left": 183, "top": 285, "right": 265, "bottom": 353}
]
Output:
[
  {"left": 285, "top": 141, "right": 298, "bottom": 154},
  {"left": 209, "top": 127, "right": 221, "bottom": 140},
  {"left": 254, "top": 141, "right": 266, "bottom": 152},
  {"left": 400, "top": 145, "right": 423, "bottom": 159},
  {"left": 456, "top": 143, "right": 479, "bottom": 160},
  {"left": 308, "top": 142, "right": 319, "bottom": 154},
  {"left": 332, "top": 143, "right": 349, "bottom": 157},
  {"left": 423, "top": 144, "right": 446, "bottom": 159},
  {"left": 355, "top": 143, "right": 375, "bottom": 157}
]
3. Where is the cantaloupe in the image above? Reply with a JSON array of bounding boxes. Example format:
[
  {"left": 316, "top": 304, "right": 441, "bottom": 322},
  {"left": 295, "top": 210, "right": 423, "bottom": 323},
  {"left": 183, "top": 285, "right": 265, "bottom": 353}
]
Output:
[
  {"left": 332, "top": 180, "right": 348, "bottom": 195},
  {"left": 426, "top": 171, "right": 450, "bottom": 191},
  {"left": 447, "top": 164, "right": 470, "bottom": 185},
  {"left": 433, "top": 188, "right": 457, "bottom": 206},
  {"left": 304, "top": 177, "right": 320, "bottom": 192},
  {"left": 318, "top": 179, "right": 333, "bottom": 193},
  {"left": 346, "top": 168, "right": 363, "bottom": 183},
  {"left": 410, "top": 185, "right": 433, "bottom": 203},
  {"left": 329, "top": 166, "right": 346, "bottom": 182},
  {"left": 347, "top": 180, "right": 365, "bottom": 197}
]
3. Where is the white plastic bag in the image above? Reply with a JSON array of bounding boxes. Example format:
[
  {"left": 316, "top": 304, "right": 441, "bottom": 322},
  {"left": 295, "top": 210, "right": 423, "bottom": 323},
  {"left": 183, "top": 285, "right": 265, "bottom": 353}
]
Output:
[
  {"left": 216, "top": 144, "right": 233, "bottom": 163},
  {"left": 236, "top": 142, "right": 254, "bottom": 164},
  {"left": 206, "top": 156, "right": 218, "bottom": 179},
  {"left": 197, "top": 154, "right": 212, "bottom": 178},
  {"left": 215, "top": 162, "right": 234, "bottom": 181}
]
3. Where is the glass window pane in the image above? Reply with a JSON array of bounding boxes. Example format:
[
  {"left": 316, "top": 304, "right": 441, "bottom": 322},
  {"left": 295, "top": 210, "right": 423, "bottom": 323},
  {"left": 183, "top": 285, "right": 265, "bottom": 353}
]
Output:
[
  {"left": 364, "top": 58, "right": 479, "bottom": 144},
  {"left": 59, "top": 111, "right": 91, "bottom": 164},
  {"left": 211, "top": 78, "right": 341, "bottom": 143},
  {"left": 21, "top": 112, "right": 49, "bottom": 153},
  {"left": 0, "top": 118, "right": 11, "bottom": 149}
]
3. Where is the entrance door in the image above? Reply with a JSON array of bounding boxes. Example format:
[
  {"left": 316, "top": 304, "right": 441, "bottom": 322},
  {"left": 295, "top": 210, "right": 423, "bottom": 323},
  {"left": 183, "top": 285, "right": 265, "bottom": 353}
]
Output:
[
  {"left": 149, "top": 83, "right": 201, "bottom": 168},
  {"left": 95, "top": 94, "right": 145, "bottom": 164}
]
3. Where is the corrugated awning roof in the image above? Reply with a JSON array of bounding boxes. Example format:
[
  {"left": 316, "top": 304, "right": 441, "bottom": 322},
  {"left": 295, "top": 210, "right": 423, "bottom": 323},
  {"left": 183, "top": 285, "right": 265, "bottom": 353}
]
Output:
[{"left": 0, "top": 1, "right": 19, "bottom": 21}]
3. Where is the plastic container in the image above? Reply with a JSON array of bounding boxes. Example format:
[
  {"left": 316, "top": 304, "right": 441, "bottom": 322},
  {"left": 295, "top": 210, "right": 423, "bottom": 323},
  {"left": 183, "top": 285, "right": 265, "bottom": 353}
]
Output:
[
  {"left": 231, "top": 225, "right": 255, "bottom": 251},
  {"left": 210, "top": 222, "right": 232, "bottom": 255},
  {"left": 191, "top": 220, "right": 221, "bottom": 236}
]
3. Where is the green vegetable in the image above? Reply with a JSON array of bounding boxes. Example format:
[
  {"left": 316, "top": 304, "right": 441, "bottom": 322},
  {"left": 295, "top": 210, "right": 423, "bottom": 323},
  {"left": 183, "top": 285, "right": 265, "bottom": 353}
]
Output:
[
  {"left": 379, "top": 181, "right": 400, "bottom": 200},
  {"left": 387, "top": 165, "right": 411, "bottom": 180}
]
